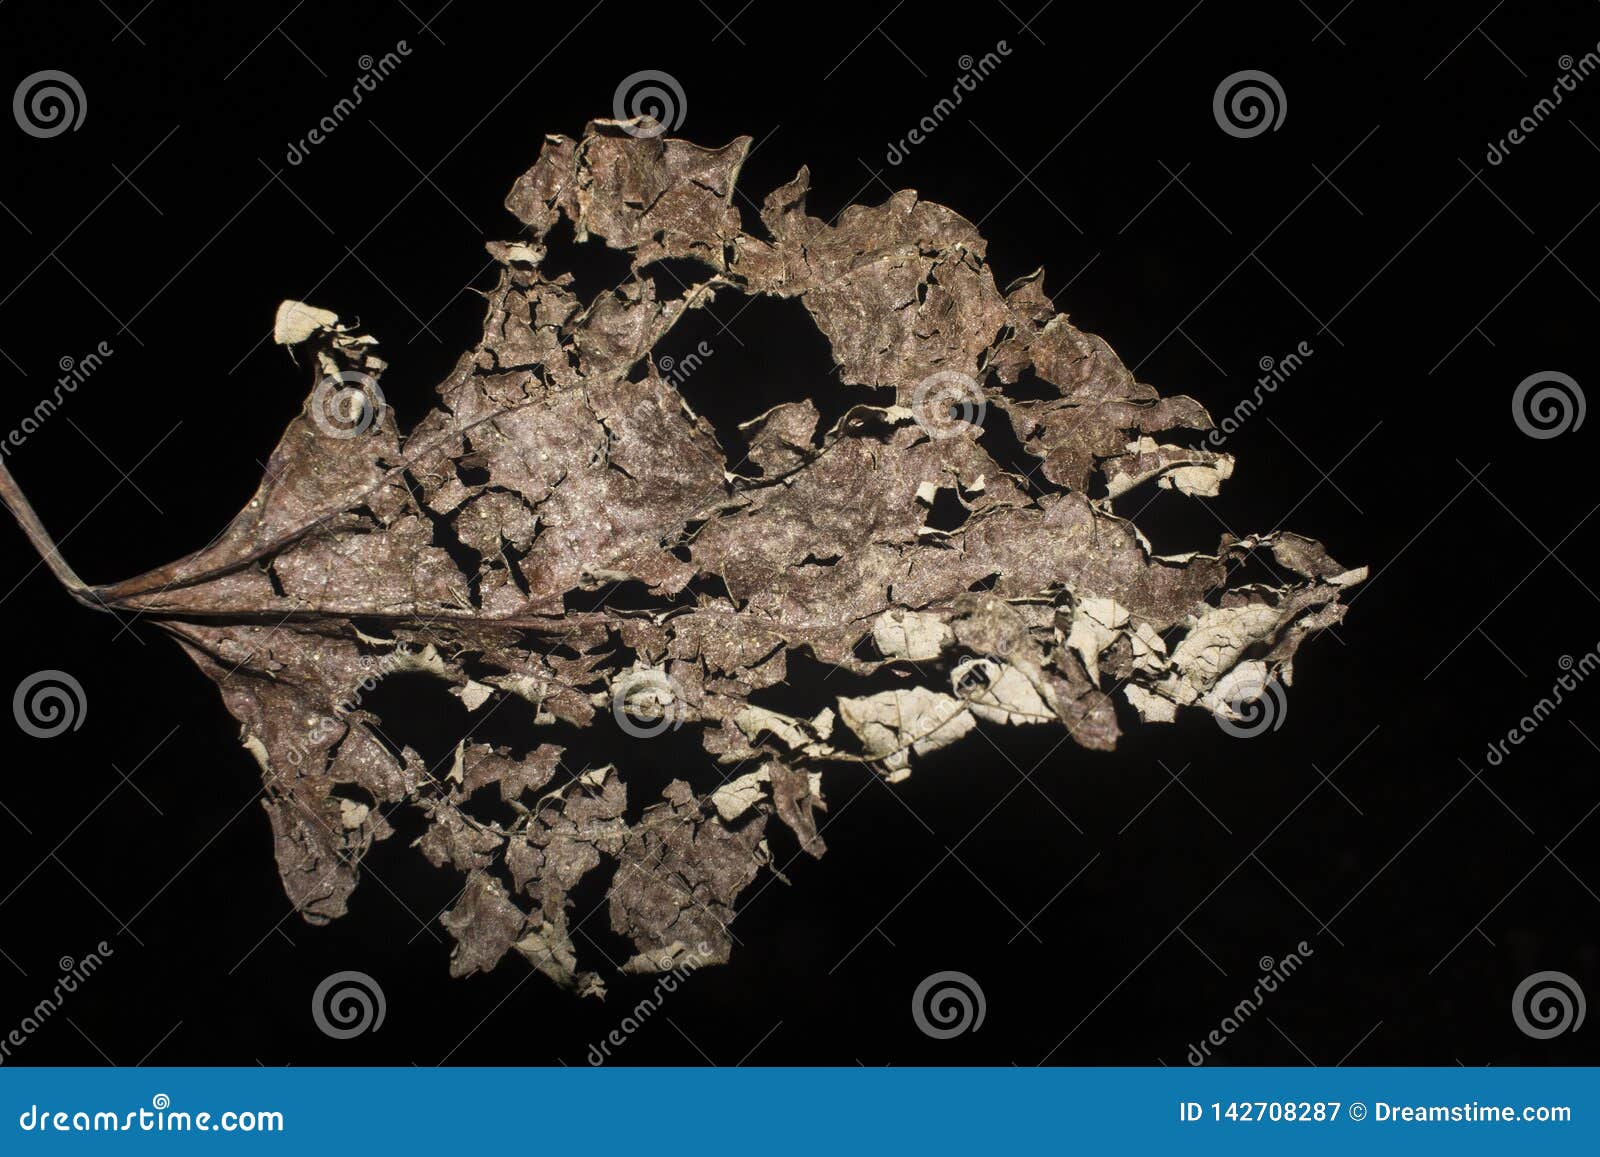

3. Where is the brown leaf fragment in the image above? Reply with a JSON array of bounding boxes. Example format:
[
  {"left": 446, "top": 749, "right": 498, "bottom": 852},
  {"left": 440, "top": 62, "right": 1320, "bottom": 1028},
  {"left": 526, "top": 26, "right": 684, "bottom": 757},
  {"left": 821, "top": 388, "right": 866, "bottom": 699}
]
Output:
[
  {"left": 0, "top": 116, "right": 1364, "bottom": 988},
  {"left": 608, "top": 780, "right": 766, "bottom": 974},
  {"left": 442, "top": 871, "right": 527, "bottom": 979},
  {"left": 460, "top": 742, "right": 562, "bottom": 803},
  {"left": 767, "top": 760, "right": 828, "bottom": 858}
]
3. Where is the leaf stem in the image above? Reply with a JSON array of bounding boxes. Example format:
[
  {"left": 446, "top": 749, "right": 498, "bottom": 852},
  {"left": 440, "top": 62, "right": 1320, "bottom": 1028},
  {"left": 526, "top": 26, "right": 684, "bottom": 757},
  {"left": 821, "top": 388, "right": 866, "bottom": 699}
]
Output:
[{"left": 0, "top": 457, "right": 105, "bottom": 610}]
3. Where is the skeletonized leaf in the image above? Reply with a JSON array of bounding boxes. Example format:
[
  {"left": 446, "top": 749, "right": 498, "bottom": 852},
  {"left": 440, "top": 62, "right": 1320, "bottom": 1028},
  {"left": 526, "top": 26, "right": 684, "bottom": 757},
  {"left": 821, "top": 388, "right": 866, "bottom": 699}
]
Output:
[{"left": 0, "top": 117, "right": 1362, "bottom": 991}]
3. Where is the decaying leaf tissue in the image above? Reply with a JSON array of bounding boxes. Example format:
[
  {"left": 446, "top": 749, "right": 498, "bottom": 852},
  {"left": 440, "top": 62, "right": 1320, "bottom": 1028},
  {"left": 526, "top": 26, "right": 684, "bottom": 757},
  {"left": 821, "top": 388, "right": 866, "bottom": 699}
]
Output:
[{"left": 0, "top": 118, "right": 1363, "bottom": 997}]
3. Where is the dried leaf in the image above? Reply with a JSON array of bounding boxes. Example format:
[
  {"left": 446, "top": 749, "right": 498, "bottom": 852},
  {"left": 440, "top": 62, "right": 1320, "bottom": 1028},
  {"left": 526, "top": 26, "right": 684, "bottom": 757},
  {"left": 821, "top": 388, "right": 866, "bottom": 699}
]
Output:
[{"left": 0, "top": 116, "right": 1363, "bottom": 989}]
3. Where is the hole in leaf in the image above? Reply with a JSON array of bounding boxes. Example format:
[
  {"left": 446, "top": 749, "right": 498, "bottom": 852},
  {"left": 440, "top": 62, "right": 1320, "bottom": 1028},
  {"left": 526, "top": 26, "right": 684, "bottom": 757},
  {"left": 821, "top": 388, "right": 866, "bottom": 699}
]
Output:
[
  {"left": 651, "top": 295, "right": 855, "bottom": 462},
  {"left": 638, "top": 256, "right": 718, "bottom": 301},
  {"left": 922, "top": 486, "right": 971, "bottom": 533},
  {"left": 540, "top": 216, "right": 634, "bottom": 308}
]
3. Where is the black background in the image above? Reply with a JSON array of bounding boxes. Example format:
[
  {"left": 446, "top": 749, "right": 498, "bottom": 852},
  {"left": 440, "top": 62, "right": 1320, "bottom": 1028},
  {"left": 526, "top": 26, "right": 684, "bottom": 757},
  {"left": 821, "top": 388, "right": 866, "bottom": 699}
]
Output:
[{"left": 1, "top": 0, "right": 1597, "bottom": 1067}]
